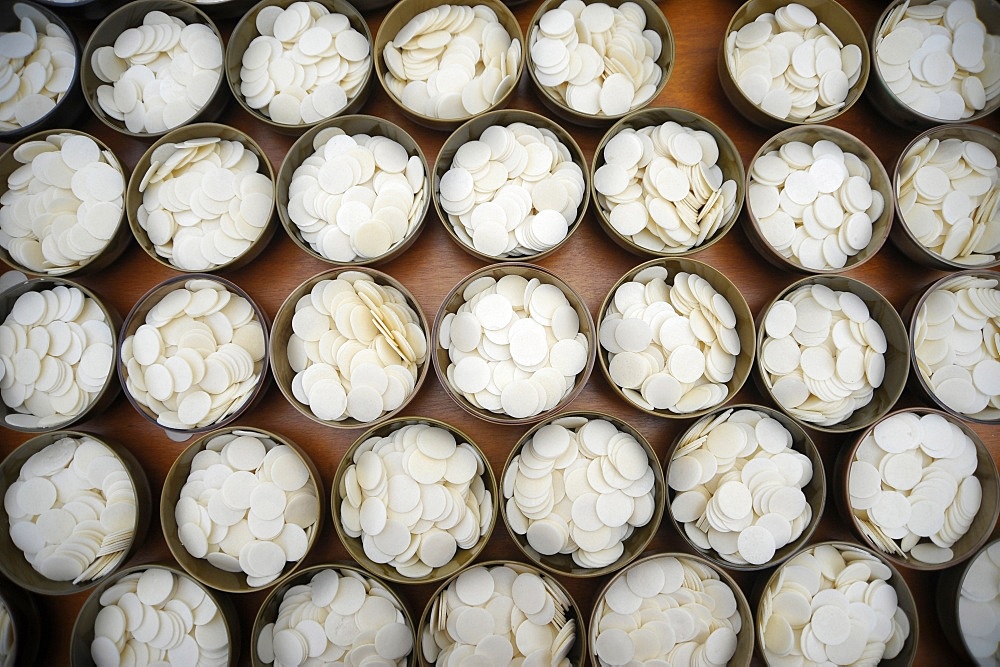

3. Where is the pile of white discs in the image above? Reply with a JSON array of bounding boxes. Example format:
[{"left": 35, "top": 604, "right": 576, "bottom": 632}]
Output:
[
  {"left": 136, "top": 136, "right": 274, "bottom": 271},
  {"left": 957, "top": 542, "right": 1000, "bottom": 662},
  {"left": 748, "top": 138, "right": 883, "bottom": 270},
  {"left": 90, "top": 567, "right": 228, "bottom": 667},
  {"left": 504, "top": 416, "right": 656, "bottom": 569},
  {"left": 875, "top": 0, "right": 1000, "bottom": 121},
  {"left": 0, "top": 9, "right": 75, "bottom": 130},
  {"left": 529, "top": 1, "right": 663, "bottom": 116},
  {"left": 912, "top": 274, "right": 1000, "bottom": 420},
  {"left": 591, "top": 555, "right": 742, "bottom": 666},
  {"left": 6, "top": 434, "right": 137, "bottom": 584},
  {"left": 760, "top": 283, "right": 887, "bottom": 427},
  {"left": 438, "top": 122, "right": 585, "bottom": 258},
  {"left": 382, "top": 5, "right": 521, "bottom": 120},
  {"left": 120, "top": 278, "right": 266, "bottom": 430},
  {"left": 849, "top": 411, "right": 981, "bottom": 566},
  {"left": 669, "top": 408, "right": 814, "bottom": 567},
  {"left": 90, "top": 11, "right": 223, "bottom": 134},
  {"left": 758, "top": 544, "right": 911, "bottom": 665},
  {"left": 256, "top": 568, "right": 413, "bottom": 666},
  {"left": 0, "top": 133, "right": 124, "bottom": 274},
  {"left": 288, "top": 127, "right": 426, "bottom": 263},
  {"left": 421, "top": 563, "right": 576, "bottom": 665},
  {"left": 896, "top": 134, "right": 999, "bottom": 265},
  {"left": 595, "top": 122, "right": 738, "bottom": 254},
  {"left": 1, "top": 285, "right": 114, "bottom": 429},
  {"left": 239, "top": 2, "right": 370, "bottom": 125},
  {"left": 174, "top": 430, "right": 318, "bottom": 588},
  {"left": 286, "top": 272, "right": 426, "bottom": 423},
  {"left": 439, "top": 272, "right": 588, "bottom": 419},
  {"left": 340, "top": 423, "right": 492, "bottom": 578},
  {"left": 725, "top": 3, "right": 864, "bottom": 122},
  {"left": 600, "top": 266, "right": 741, "bottom": 414}
]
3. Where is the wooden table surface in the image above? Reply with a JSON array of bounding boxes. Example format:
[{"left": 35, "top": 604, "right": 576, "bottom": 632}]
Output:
[{"left": 1, "top": 0, "right": 998, "bottom": 664}]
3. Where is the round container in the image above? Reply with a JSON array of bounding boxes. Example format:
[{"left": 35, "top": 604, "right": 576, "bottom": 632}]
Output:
[
  {"left": 417, "top": 559, "right": 585, "bottom": 667},
  {"left": 432, "top": 109, "right": 590, "bottom": 262},
  {"left": 589, "top": 552, "right": 755, "bottom": 666},
  {"left": 251, "top": 563, "right": 416, "bottom": 666},
  {"left": 719, "top": 0, "right": 871, "bottom": 130},
  {"left": 890, "top": 124, "right": 1000, "bottom": 271},
  {"left": 373, "top": 0, "right": 525, "bottom": 131},
  {"left": 224, "top": 0, "right": 374, "bottom": 134},
  {"left": 125, "top": 123, "right": 277, "bottom": 273},
  {"left": 937, "top": 537, "right": 1000, "bottom": 662},
  {"left": 0, "top": 130, "right": 131, "bottom": 278},
  {"left": 755, "top": 274, "right": 910, "bottom": 433},
  {"left": 904, "top": 270, "right": 1000, "bottom": 425},
  {"left": 117, "top": 274, "right": 271, "bottom": 440},
  {"left": 596, "top": 257, "right": 755, "bottom": 420},
  {"left": 331, "top": 417, "right": 497, "bottom": 585},
  {"left": 70, "top": 562, "right": 241, "bottom": 666},
  {"left": 269, "top": 267, "right": 430, "bottom": 429},
  {"left": 664, "top": 404, "right": 825, "bottom": 571},
  {"left": 755, "top": 541, "right": 919, "bottom": 666},
  {"left": 432, "top": 262, "right": 596, "bottom": 426},
  {"left": 275, "top": 115, "right": 430, "bottom": 266},
  {"left": 501, "top": 410, "right": 664, "bottom": 578},
  {"left": 160, "top": 426, "right": 323, "bottom": 593},
  {"left": 868, "top": 0, "right": 1000, "bottom": 132},
  {"left": 81, "top": 0, "right": 228, "bottom": 139},
  {"left": 591, "top": 107, "right": 745, "bottom": 258},
  {"left": 0, "top": 3, "right": 84, "bottom": 143},
  {"left": 745, "top": 125, "right": 893, "bottom": 273},
  {"left": 0, "top": 431, "right": 151, "bottom": 595},
  {"left": 837, "top": 407, "right": 999, "bottom": 571},
  {"left": 0, "top": 277, "right": 121, "bottom": 432},
  {"left": 525, "top": 0, "right": 674, "bottom": 128},
  {"left": 0, "top": 577, "right": 39, "bottom": 667}
]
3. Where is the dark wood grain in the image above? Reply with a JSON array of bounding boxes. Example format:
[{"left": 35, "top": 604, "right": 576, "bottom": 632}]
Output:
[{"left": 1, "top": 1, "right": 998, "bottom": 664}]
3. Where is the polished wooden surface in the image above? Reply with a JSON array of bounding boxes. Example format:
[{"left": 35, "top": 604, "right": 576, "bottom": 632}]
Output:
[{"left": 2, "top": 0, "right": 998, "bottom": 664}]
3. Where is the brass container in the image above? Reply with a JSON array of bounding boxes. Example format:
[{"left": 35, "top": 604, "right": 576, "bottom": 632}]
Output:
[
  {"left": 125, "top": 123, "right": 277, "bottom": 273},
  {"left": 160, "top": 426, "right": 324, "bottom": 593},
  {"left": 117, "top": 274, "right": 272, "bottom": 440},
  {"left": 596, "top": 257, "right": 756, "bottom": 420},
  {"left": 719, "top": 0, "right": 871, "bottom": 130},
  {"left": 836, "top": 407, "right": 1000, "bottom": 571},
  {"left": 330, "top": 416, "right": 497, "bottom": 584},
  {"left": 501, "top": 410, "right": 664, "bottom": 578},
  {"left": 744, "top": 125, "right": 893, "bottom": 274},
  {"left": 0, "top": 277, "right": 121, "bottom": 432},
  {"left": 432, "top": 108, "right": 590, "bottom": 262},
  {"left": 268, "top": 267, "right": 430, "bottom": 429},
  {"left": 0, "top": 129, "right": 131, "bottom": 278},
  {"left": 591, "top": 107, "right": 746, "bottom": 258},
  {"left": 664, "top": 403, "right": 825, "bottom": 572},
  {"left": 936, "top": 537, "right": 1000, "bottom": 662},
  {"left": 432, "top": 262, "right": 596, "bottom": 425},
  {"left": 867, "top": 0, "right": 1000, "bottom": 131},
  {"left": 0, "top": 431, "right": 151, "bottom": 595},
  {"left": 755, "top": 274, "right": 910, "bottom": 434},
  {"left": 525, "top": 0, "right": 673, "bottom": 128},
  {"left": 81, "top": 0, "right": 228, "bottom": 139},
  {"left": 275, "top": 115, "right": 430, "bottom": 266},
  {"left": 373, "top": 0, "right": 525, "bottom": 131},
  {"left": 890, "top": 124, "right": 1000, "bottom": 271},
  {"left": 0, "top": 3, "right": 85, "bottom": 142},
  {"left": 224, "top": 0, "right": 374, "bottom": 134},
  {"left": 589, "top": 552, "right": 755, "bottom": 666}
]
